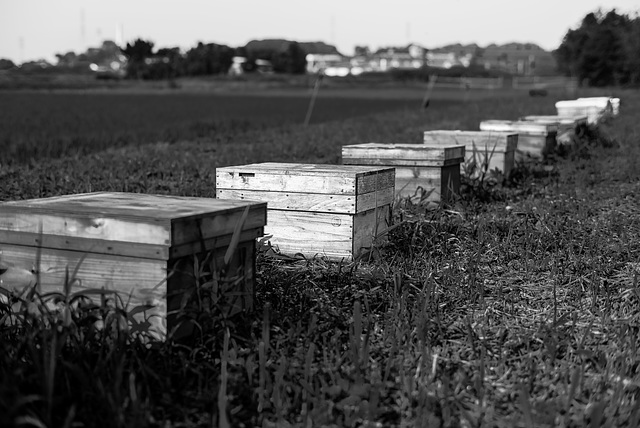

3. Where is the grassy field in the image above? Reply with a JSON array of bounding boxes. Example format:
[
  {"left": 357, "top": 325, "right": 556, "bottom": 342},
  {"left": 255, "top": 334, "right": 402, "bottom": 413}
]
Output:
[
  {"left": 0, "top": 76, "right": 540, "bottom": 167},
  {"left": 0, "top": 83, "right": 638, "bottom": 427}
]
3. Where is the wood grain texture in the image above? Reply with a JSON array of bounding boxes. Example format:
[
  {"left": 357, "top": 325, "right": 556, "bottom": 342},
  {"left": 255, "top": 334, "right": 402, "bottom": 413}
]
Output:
[
  {"left": 514, "top": 134, "right": 557, "bottom": 160},
  {"left": 216, "top": 187, "right": 394, "bottom": 214},
  {"left": 0, "top": 242, "right": 168, "bottom": 335},
  {"left": 352, "top": 206, "right": 391, "bottom": 257},
  {"left": 264, "top": 210, "right": 355, "bottom": 260},
  {"left": 0, "top": 192, "right": 263, "bottom": 340},
  {"left": 479, "top": 120, "right": 558, "bottom": 135},
  {"left": 396, "top": 165, "right": 460, "bottom": 202},
  {"left": 168, "top": 228, "right": 262, "bottom": 259},
  {"left": 555, "top": 100, "right": 611, "bottom": 124},
  {"left": 217, "top": 163, "right": 394, "bottom": 196},
  {"left": 264, "top": 208, "right": 391, "bottom": 261},
  {"left": 519, "top": 116, "right": 587, "bottom": 145},
  {"left": 166, "top": 240, "right": 255, "bottom": 339},
  {"left": 440, "top": 164, "right": 461, "bottom": 202},
  {"left": 0, "top": 230, "right": 168, "bottom": 259},
  {"left": 342, "top": 143, "right": 465, "bottom": 166},
  {"left": 1, "top": 192, "right": 264, "bottom": 221},
  {"left": 520, "top": 115, "right": 587, "bottom": 126},
  {"left": 0, "top": 192, "right": 267, "bottom": 250},
  {"left": 422, "top": 131, "right": 517, "bottom": 175},
  {"left": 423, "top": 131, "right": 518, "bottom": 153},
  {"left": 0, "top": 238, "right": 257, "bottom": 340},
  {"left": 0, "top": 211, "right": 171, "bottom": 245}
]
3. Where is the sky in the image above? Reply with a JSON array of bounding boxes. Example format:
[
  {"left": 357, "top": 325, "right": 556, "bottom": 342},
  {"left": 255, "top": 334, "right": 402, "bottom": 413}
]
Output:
[{"left": 1, "top": 0, "right": 638, "bottom": 64}]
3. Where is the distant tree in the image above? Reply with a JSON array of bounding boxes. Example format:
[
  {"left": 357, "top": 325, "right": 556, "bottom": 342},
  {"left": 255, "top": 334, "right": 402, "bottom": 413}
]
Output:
[
  {"left": 244, "top": 39, "right": 307, "bottom": 74},
  {"left": 234, "top": 46, "right": 249, "bottom": 58},
  {"left": 184, "top": 42, "right": 234, "bottom": 76},
  {"left": 55, "top": 51, "right": 78, "bottom": 67},
  {"left": 147, "top": 47, "right": 183, "bottom": 79},
  {"left": 121, "top": 39, "right": 155, "bottom": 78},
  {"left": 621, "top": 17, "right": 640, "bottom": 85},
  {"left": 271, "top": 42, "right": 306, "bottom": 74},
  {"left": 354, "top": 46, "right": 371, "bottom": 56},
  {"left": 554, "top": 9, "right": 638, "bottom": 86},
  {"left": 0, "top": 58, "right": 17, "bottom": 70},
  {"left": 470, "top": 46, "right": 485, "bottom": 67}
]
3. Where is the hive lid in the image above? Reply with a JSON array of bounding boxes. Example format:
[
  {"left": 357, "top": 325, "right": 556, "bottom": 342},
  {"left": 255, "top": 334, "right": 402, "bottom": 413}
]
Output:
[
  {"left": 342, "top": 142, "right": 465, "bottom": 166},
  {"left": 0, "top": 192, "right": 267, "bottom": 257},
  {"left": 520, "top": 115, "right": 588, "bottom": 125},
  {"left": 479, "top": 120, "right": 557, "bottom": 134},
  {"left": 423, "top": 131, "right": 518, "bottom": 152},
  {"left": 216, "top": 163, "right": 395, "bottom": 195},
  {"left": 555, "top": 99, "right": 611, "bottom": 109}
]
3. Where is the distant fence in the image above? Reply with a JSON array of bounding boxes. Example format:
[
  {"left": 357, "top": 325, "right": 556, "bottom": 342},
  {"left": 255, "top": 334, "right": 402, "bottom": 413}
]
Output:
[
  {"left": 434, "top": 76, "right": 504, "bottom": 90},
  {"left": 512, "top": 76, "right": 578, "bottom": 90}
]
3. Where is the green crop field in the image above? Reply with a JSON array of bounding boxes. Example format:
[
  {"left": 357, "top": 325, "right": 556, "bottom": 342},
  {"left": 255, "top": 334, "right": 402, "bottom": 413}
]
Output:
[{"left": 1, "top": 82, "right": 638, "bottom": 428}]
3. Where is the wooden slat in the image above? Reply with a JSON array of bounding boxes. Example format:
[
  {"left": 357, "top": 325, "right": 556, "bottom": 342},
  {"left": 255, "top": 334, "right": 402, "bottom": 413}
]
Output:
[
  {"left": 423, "top": 131, "right": 516, "bottom": 175},
  {"left": 480, "top": 120, "right": 557, "bottom": 134},
  {"left": 2, "top": 192, "right": 263, "bottom": 221},
  {"left": 264, "top": 210, "right": 355, "bottom": 260},
  {"left": 219, "top": 162, "right": 391, "bottom": 176},
  {"left": 355, "top": 168, "right": 396, "bottom": 194},
  {"left": 169, "top": 228, "right": 262, "bottom": 259},
  {"left": 166, "top": 240, "right": 255, "bottom": 339},
  {"left": 352, "top": 207, "right": 391, "bottom": 257},
  {"left": 515, "top": 135, "right": 557, "bottom": 160},
  {"left": 217, "top": 164, "right": 394, "bottom": 196},
  {"left": 394, "top": 166, "right": 444, "bottom": 200},
  {"left": 392, "top": 164, "right": 459, "bottom": 203},
  {"left": 520, "top": 115, "right": 587, "bottom": 126},
  {"left": 356, "top": 187, "right": 395, "bottom": 213},
  {"left": 0, "top": 211, "right": 171, "bottom": 245},
  {"left": 171, "top": 205, "right": 266, "bottom": 247},
  {"left": 0, "top": 243, "right": 168, "bottom": 336},
  {"left": 423, "top": 131, "right": 518, "bottom": 153},
  {"left": 216, "top": 187, "right": 394, "bottom": 214},
  {"left": 342, "top": 143, "right": 465, "bottom": 166},
  {"left": 440, "top": 164, "right": 461, "bottom": 202},
  {"left": 217, "top": 166, "right": 356, "bottom": 195},
  {"left": 0, "top": 230, "right": 168, "bottom": 260}
]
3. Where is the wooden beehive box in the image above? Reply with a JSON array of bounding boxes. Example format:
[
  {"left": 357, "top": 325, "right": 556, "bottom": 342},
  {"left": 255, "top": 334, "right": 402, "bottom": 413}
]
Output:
[
  {"left": 519, "top": 115, "right": 588, "bottom": 145},
  {"left": 341, "top": 143, "right": 464, "bottom": 203},
  {"left": 216, "top": 163, "right": 394, "bottom": 261},
  {"left": 422, "top": 130, "right": 517, "bottom": 176},
  {"left": 479, "top": 120, "right": 557, "bottom": 160},
  {"left": 578, "top": 97, "right": 619, "bottom": 117},
  {"left": 555, "top": 98, "right": 613, "bottom": 124},
  {"left": 0, "top": 192, "right": 267, "bottom": 339}
]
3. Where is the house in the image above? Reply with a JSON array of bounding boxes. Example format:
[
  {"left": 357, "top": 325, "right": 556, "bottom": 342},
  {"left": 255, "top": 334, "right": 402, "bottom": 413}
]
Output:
[
  {"left": 305, "top": 53, "right": 345, "bottom": 74},
  {"left": 370, "top": 44, "right": 427, "bottom": 71},
  {"left": 228, "top": 56, "right": 274, "bottom": 75},
  {"left": 478, "top": 43, "right": 556, "bottom": 76}
]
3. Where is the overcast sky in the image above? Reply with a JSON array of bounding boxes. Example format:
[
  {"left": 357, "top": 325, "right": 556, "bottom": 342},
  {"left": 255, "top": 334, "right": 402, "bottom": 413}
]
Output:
[{"left": 1, "top": 0, "right": 638, "bottom": 63}]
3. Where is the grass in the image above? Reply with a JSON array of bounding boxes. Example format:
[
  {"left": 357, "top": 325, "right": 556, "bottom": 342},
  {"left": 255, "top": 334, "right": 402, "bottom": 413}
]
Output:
[{"left": 1, "top": 85, "right": 638, "bottom": 427}]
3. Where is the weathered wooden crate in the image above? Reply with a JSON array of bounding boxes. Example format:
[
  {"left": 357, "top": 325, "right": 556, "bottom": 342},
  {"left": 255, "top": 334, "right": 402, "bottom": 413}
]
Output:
[
  {"left": 341, "top": 143, "right": 464, "bottom": 203},
  {"left": 519, "top": 115, "right": 588, "bottom": 145},
  {"left": 556, "top": 98, "right": 613, "bottom": 124},
  {"left": 422, "top": 130, "right": 517, "bottom": 176},
  {"left": 216, "top": 163, "right": 394, "bottom": 261},
  {"left": 0, "top": 192, "right": 267, "bottom": 339},
  {"left": 479, "top": 120, "right": 557, "bottom": 160}
]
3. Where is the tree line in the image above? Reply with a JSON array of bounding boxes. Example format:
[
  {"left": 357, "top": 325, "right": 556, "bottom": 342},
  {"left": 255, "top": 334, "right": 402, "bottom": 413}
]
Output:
[
  {"left": 554, "top": 9, "right": 640, "bottom": 87},
  {"left": 122, "top": 38, "right": 308, "bottom": 80}
]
